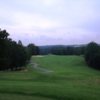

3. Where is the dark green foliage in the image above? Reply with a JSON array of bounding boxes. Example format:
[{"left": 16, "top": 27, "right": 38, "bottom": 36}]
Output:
[
  {"left": 74, "top": 46, "right": 85, "bottom": 55},
  {"left": 65, "top": 46, "right": 74, "bottom": 55},
  {"left": 8, "top": 41, "right": 28, "bottom": 70},
  {"left": 0, "top": 29, "right": 37, "bottom": 70},
  {"left": 51, "top": 46, "right": 75, "bottom": 55},
  {"left": 0, "top": 29, "right": 10, "bottom": 70},
  {"left": 18, "top": 40, "right": 23, "bottom": 46},
  {"left": 42, "top": 46, "right": 85, "bottom": 55},
  {"left": 51, "top": 46, "right": 65, "bottom": 55},
  {"left": 27, "top": 44, "right": 39, "bottom": 55},
  {"left": 0, "top": 29, "right": 9, "bottom": 39},
  {"left": 85, "top": 42, "right": 100, "bottom": 69}
]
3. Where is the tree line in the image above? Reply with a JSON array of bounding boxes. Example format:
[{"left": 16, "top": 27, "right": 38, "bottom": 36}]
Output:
[
  {"left": 0, "top": 29, "right": 100, "bottom": 71},
  {"left": 51, "top": 46, "right": 85, "bottom": 55},
  {"left": 39, "top": 43, "right": 100, "bottom": 70},
  {"left": 51, "top": 43, "right": 100, "bottom": 70},
  {"left": 39, "top": 45, "right": 86, "bottom": 55},
  {"left": 0, "top": 29, "right": 39, "bottom": 70}
]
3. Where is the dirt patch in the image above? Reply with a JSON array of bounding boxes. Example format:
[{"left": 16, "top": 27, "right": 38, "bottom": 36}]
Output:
[
  {"left": 34, "top": 56, "right": 44, "bottom": 57},
  {"left": 30, "top": 63, "right": 54, "bottom": 74}
]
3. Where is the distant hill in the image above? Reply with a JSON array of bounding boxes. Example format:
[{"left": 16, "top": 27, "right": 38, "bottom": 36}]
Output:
[{"left": 38, "top": 44, "right": 86, "bottom": 55}]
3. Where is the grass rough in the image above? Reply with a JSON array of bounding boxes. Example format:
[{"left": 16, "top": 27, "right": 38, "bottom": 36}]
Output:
[{"left": 0, "top": 55, "right": 100, "bottom": 100}]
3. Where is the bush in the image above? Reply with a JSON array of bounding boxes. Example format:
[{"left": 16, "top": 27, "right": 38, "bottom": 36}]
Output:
[{"left": 85, "top": 42, "right": 100, "bottom": 69}]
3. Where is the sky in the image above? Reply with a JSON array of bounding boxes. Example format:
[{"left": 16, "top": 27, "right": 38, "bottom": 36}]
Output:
[{"left": 0, "top": 0, "right": 100, "bottom": 46}]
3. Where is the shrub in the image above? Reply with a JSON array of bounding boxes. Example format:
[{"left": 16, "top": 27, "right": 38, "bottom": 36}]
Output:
[{"left": 85, "top": 42, "right": 100, "bottom": 69}]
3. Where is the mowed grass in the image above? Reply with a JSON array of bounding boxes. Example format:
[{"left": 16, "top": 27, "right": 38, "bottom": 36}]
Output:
[{"left": 0, "top": 55, "right": 100, "bottom": 100}]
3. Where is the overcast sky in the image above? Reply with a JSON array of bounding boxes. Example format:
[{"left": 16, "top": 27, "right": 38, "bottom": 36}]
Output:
[{"left": 0, "top": 0, "right": 100, "bottom": 45}]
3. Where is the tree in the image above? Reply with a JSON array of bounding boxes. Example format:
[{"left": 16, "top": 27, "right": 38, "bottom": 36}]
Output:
[
  {"left": 27, "top": 44, "right": 39, "bottom": 55},
  {"left": 0, "top": 29, "right": 9, "bottom": 40},
  {"left": 51, "top": 46, "right": 64, "bottom": 55},
  {"left": 66, "top": 46, "right": 74, "bottom": 55},
  {"left": 74, "top": 46, "right": 85, "bottom": 55},
  {"left": 85, "top": 42, "right": 100, "bottom": 69},
  {"left": 0, "top": 29, "right": 10, "bottom": 70},
  {"left": 0, "top": 29, "right": 31, "bottom": 70},
  {"left": 18, "top": 40, "right": 23, "bottom": 46}
]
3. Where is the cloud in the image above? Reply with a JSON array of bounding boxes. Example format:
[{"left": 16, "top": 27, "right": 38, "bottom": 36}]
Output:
[
  {"left": 0, "top": 0, "right": 100, "bottom": 45},
  {"left": 13, "top": 12, "right": 60, "bottom": 29},
  {"left": 41, "top": 0, "right": 58, "bottom": 6}
]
